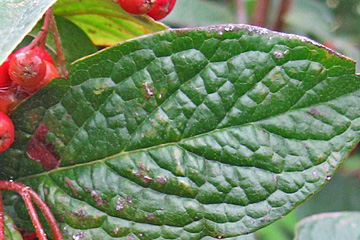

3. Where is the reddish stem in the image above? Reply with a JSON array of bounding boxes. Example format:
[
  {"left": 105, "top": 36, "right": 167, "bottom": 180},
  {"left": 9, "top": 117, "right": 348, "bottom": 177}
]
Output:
[
  {"left": 21, "top": 190, "right": 47, "bottom": 240},
  {"left": 0, "top": 181, "right": 64, "bottom": 240},
  {"left": 0, "top": 191, "right": 4, "bottom": 240},
  {"left": 235, "top": 0, "right": 248, "bottom": 24},
  {"left": 29, "top": 189, "right": 64, "bottom": 240},
  {"left": 28, "top": 7, "right": 52, "bottom": 50},
  {"left": 48, "top": 7, "right": 68, "bottom": 79},
  {"left": 273, "top": 0, "right": 293, "bottom": 31},
  {"left": 251, "top": 0, "right": 271, "bottom": 27}
]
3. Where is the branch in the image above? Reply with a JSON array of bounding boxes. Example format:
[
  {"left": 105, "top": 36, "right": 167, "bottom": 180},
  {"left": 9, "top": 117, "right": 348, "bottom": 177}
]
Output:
[
  {"left": 251, "top": 0, "right": 271, "bottom": 27},
  {"left": 29, "top": 189, "right": 64, "bottom": 240},
  {"left": 0, "top": 191, "right": 4, "bottom": 240},
  {"left": 48, "top": 7, "right": 68, "bottom": 79},
  {"left": 21, "top": 190, "right": 48, "bottom": 240},
  {"left": 235, "top": 0, "right": 248, "bottom": 24},
  {"left": 0, "top": 181, "right": 64, "bottom": 240},
  {"left": 28, "top": 8, "right": 52, "bottom": 50},
  {"left": 273, "top": 0, "right": 293, "bottom": 31}
]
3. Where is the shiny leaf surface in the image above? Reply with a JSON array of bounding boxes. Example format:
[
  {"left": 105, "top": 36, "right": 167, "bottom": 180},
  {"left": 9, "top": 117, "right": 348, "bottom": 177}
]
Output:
[{"left": 1, "top": 24, "right": 360, "bottom": 239}]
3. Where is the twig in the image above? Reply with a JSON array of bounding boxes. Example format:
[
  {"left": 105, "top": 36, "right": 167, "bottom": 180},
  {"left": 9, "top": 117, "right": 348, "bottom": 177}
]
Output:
[
  {"left": 251, "top": 0, "right": 271, "bottom": 27},
  {"left": 29, "top": 189, "right": 64, "bottom": 240},
  {"left": 0, "top": 181, "right": 64, "bottom": 240},
  {"left": 235, "top": 0, "right": 248, "bottom": 24},
  {"left": 48, "top": 7, "right": 68, "bottom": 79},
  {"left": 0, "top": 191, "right": 4, "bottom": 240},
  {"left": 28, "top": 8, "right": 52, "bottom": 50},
  {"left": 21, "top": 189, "right": 47, "bottom": 240},
  {"left": 273, "top": 0, "right": 293, "bottom": 31}
]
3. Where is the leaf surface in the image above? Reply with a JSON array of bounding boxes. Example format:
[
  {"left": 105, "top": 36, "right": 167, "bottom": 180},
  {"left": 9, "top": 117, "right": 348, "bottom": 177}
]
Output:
[
  {"left": 0, "top": 0, "right": 57, "bottom": 64},
  {"left": 294, "top": 212, "right": 360, "bottom": 240},
  {"left": 4, "top": 214, "right": 23, "bottom": 240},
  {"left": 53, "top": 0, "right": 168, "bottom": 46},
  {"left": 1, "top": 24, "right": 360, "bottom": 239}
]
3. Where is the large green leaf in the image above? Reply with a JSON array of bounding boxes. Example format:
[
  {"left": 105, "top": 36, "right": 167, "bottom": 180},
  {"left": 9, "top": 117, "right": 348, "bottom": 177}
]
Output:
[
  {"left": 53, "top": 0, "right": 167, "bottom": 46},
  {"left": 2, "top": 24, "right": 360, "bottom": 239},
  {"left": 294, "top": 212, "right": 360, "bottom": 240},
  {"left": 0, "top": 0, "right": 57, "bottom": 65}
]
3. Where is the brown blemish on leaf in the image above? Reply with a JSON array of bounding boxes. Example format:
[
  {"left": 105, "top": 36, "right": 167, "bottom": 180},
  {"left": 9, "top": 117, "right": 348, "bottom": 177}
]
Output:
[
  {"left": 309, "top": 108, "right": 320, "bottom": 116},
  {"left": 144, "top": 82, "right": 155, "bottom": 101},
  {"left": 64, "top": 177, "right": 78, "bottom": 196},
  {"left": 26, "top": 123, "right": 60, "bottom": 170},
  {"left": 146, "top": 213, "right": 157, "bottom": 221},
  {"left": 154, "top": 176, "right": 168, "bottom": 184},
  {"left": 90, "top": 189, "right": 108, "bottom": 206}
]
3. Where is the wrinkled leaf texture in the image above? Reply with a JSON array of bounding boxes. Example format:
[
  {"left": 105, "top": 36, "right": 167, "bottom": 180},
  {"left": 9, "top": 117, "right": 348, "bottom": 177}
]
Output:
[{"left": 2, "top": 24, "right": 360, "bottom": 239}]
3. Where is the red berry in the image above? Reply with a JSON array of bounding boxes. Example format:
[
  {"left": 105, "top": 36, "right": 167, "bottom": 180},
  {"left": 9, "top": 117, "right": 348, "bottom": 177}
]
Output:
[
  {"left": 38, "top": 61, "right": 59, "bottom": 89},
  {"left": 8, "top": 49, "right": 47, "bottom": 92},
  {"left": 32, "top": 46, "right": 55, "bottom": 65},
  {"left": 0, "top": 88, "right": 19, "bottom": 115},
  {"left": 323, "top": 41, "right": 334, "bottom": 50},
  {"left": 16, "top": 46, "right": 54, "bottom": 65},
  {"left": 0, "top": 54, "right": 14, "bottom": 88},
  {"left": 118, "top": 0, "right": 156, "bottom": 15},
  {"left": 146, "top": 0, "right": 176, "bottom": 20},
  {"left": 0, "top": 111, "right": 14, "bottom": 153}
]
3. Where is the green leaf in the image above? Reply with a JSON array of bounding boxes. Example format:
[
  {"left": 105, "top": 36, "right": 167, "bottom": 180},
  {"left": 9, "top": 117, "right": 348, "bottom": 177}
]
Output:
[
  {"left": 294, "top": 212, "right": 360, "bottom": 240},
  {"left": 53, "top": 0, "right": 168, "bottom": 46},
  {"left": 52, "top": 15, "right": 97, "bottom": 64},
  {"left": 0, "top": 0, "right": 57, "bottom": 65},
  {"left": 2, "top": 24, "right": 360, "bottom": 239},
  {"left": 4, "top": 214, "right": 23, "bottom": 240}
]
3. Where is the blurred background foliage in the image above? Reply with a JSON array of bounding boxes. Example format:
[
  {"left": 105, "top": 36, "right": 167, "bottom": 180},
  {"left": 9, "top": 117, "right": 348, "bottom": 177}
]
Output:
[{"left": 162, "top": 0, "right": 360, "bottom": 239}]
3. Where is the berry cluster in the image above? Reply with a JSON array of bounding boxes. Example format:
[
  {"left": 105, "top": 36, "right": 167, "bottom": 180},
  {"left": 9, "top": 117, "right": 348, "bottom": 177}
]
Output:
[
  {"left": 118, "top": 0, "right": 176, "bottom": 20},
  {"left": 0, "top": 46, "right": 59, "bottom": 153}
]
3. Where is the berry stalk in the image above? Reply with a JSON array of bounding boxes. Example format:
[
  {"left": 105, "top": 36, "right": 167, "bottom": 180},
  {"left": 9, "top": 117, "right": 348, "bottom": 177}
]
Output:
[
  {"left": 28, "top": 7, "right": 52, "bottom": 50},
  {"left": 0, "top": 191, "right": 4, "bottom": 240},
  {"left": 21, "top": 189, "right": 48, "bottom": 240},
  {"left": 0, "top": 181, "right": 64, "bottom": 240},
  {"left": 48, "top": 7, "right": 68, "bottom": 79}
]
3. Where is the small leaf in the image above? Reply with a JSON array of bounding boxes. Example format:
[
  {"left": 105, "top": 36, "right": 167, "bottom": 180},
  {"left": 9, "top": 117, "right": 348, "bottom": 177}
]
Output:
[
  {"left": 4, "top": 214, "right": 23, "bottom": 240},
  {"left": 294, "top": 212, "right": 360, "bottom": 240},
  {"left": 53, "top": 0, "right": 168, "bottom": 46},
  {"left": 0, "top": 0, "right": 57, "bottom": 64},
  {"left": 2, "top": 24, "right": 360, "bottom": 239}
]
